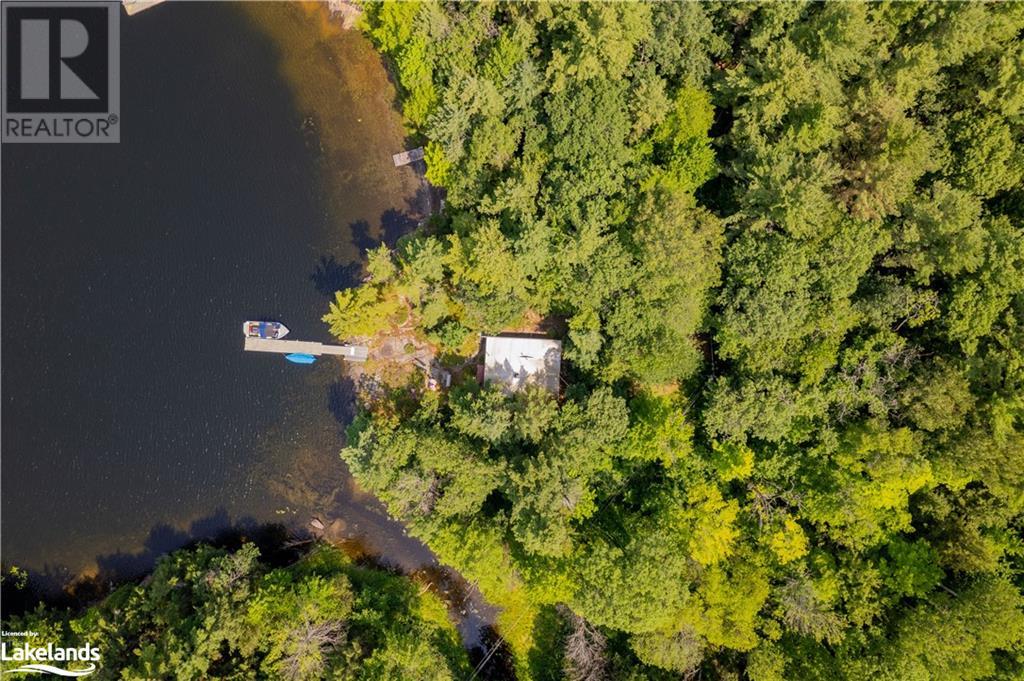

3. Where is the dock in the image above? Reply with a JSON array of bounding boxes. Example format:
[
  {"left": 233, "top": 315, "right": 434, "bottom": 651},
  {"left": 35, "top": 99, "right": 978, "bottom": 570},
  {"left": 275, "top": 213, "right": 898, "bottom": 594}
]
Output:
[
  {"left": 392, "top": 147, "right": 425, "bottom": 167},
  {"left": 244, "top": 337, "right": 368, "bottom": 362},
  {"left": 122, "top": 0, "right": 167, "bottom": 16}
]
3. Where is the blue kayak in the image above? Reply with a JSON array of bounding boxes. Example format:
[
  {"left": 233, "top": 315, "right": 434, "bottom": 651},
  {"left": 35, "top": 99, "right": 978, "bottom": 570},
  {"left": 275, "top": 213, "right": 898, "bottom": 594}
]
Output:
[{"left": 285, "top": 353, "right": 316, "bottom": 365}]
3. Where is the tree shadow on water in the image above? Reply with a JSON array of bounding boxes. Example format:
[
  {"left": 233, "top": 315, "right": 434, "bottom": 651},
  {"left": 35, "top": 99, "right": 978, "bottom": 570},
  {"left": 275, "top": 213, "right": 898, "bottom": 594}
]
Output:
[
  {"left": 2, "top": 512, "right": 303, "bottom": 619},
  {"left": 311, "top": 254, "right": 363, "bottom": 298},
  {"left": 469, "top": 625, "right": 517, "bottom": 681},
  {"left": 93, "top": 509, "right": 286, "bottom": 581},
  {"left": 350, "top": 219, "right": 377, "bottom": 254},
  {"left": 380, "top": 208, "right": 418, "bottom": 246},
  {"left": 327, "top": 376, "right": 357, "bottom": 430},
  {"left": 350, "top": 210, "right": 420, "bottom": 256}
]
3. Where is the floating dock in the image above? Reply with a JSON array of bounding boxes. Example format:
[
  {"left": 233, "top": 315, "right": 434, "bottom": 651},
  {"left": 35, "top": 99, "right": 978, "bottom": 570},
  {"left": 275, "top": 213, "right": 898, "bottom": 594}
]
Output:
[
  {"left": 122, "top": 0, "right": 167, "bottom": 16},
  {"left": 244, "top": 337, "right": 368, "bottom": 362},
  {"left": 392, "top": 147, "right": 425, "bottom": 167}
]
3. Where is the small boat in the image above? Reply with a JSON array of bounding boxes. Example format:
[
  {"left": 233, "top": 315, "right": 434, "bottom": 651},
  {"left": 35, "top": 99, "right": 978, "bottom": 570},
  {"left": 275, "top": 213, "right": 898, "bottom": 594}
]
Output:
[
  {"left": 243, "top": 321, "right": 289, "bottom": 339},
  {"left": 285, "top": 353, "right": 316, "bottom": 365}
]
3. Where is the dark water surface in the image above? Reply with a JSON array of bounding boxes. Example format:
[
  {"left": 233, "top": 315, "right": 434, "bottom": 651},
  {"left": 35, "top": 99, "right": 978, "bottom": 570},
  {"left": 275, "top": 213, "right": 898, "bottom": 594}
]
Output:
[{"left": 2, "top": 3, "right": 435, "bottom": 587}]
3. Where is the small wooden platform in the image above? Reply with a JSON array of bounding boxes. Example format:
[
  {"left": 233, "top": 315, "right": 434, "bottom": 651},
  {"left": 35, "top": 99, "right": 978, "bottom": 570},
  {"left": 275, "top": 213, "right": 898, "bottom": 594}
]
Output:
[
  {"left": 244, "top": 337, "right": 368, "bottom": 362},
  {"left": 392, "top": 147, "right": 425, "bottom": 167},
  {"left": 122, "top": 0, "right": 166, "bottom": 16}
]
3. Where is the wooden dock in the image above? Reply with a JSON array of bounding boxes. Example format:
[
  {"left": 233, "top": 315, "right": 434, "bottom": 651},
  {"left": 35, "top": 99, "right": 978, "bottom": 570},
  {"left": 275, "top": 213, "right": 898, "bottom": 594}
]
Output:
[
  {"left": 244, "top": 337, "right": 368, "bottom": 362},
  {"left": 122, "top": 0, "right": 167, "bottom": 16},
  {"left": 392, "top": 147, "right": 425, "bottom": 167}
]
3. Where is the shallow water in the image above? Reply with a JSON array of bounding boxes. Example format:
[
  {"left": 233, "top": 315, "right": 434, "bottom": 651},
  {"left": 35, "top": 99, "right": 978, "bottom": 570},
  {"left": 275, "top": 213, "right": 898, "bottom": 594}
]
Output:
[{"left": 1, "top": 2, "right": 436, "bottom": 589}]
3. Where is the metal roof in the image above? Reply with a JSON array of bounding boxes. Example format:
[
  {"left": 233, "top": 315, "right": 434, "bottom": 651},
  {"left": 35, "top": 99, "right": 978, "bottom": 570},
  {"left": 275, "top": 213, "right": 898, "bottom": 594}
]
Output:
[{"left": 482, "top": 335, "right": 562, "bottom": 394}]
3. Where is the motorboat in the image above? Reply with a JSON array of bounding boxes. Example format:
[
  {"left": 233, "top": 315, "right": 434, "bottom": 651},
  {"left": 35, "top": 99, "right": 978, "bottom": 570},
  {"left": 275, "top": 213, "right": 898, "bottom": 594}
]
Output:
[{"left": 243, "top": 321, "right": 290, "bottom": 339}]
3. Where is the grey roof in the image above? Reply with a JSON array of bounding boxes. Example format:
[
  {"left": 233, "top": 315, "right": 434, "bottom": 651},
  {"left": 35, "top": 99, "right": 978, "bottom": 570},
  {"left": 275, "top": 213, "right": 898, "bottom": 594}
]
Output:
[{"left": 482, "top": 335, "right": 561, "bottom": 394}]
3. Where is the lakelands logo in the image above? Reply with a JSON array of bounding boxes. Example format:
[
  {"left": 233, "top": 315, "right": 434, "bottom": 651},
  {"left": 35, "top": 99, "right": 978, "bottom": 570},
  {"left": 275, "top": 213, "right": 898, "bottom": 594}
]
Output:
[
  {"left": 1, "top": 640, "right": 100, "bottom": 677},
  {"left": 1, "top": 1, "right": 120, "bottom": 142}
]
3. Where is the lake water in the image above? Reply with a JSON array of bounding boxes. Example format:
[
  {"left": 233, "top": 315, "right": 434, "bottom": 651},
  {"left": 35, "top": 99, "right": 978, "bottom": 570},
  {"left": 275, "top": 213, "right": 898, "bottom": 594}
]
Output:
[{"left": 2, "top": 3, "right": 439, "bottom": 591}]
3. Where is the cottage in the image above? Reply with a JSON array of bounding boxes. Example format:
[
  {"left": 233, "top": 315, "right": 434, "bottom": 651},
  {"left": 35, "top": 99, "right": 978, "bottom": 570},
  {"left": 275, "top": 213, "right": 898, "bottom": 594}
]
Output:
[{"left": 481, "top": 335, "right": 562, "bottom": 394}]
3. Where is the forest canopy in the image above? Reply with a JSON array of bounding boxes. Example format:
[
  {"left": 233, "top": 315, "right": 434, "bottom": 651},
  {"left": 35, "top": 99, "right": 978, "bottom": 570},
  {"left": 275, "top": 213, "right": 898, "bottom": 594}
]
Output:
[
  {"left": 1, "top": 543, "right": 470, "bottom": 680},
  {"left": 328, "top": 2, "right": 1024, "bottom": 679}
]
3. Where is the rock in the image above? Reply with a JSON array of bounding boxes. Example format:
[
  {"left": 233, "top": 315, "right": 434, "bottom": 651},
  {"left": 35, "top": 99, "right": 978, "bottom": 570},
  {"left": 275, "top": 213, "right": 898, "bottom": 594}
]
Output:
[{"left": 327, "top": 0, "right": 363, "bottom": 30}]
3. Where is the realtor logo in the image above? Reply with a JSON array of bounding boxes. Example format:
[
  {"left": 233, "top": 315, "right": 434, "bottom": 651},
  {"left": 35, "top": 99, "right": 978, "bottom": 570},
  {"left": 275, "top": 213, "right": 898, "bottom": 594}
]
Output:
[{"left": 2, "top": 1, "right": 120, "bottom": 142}]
